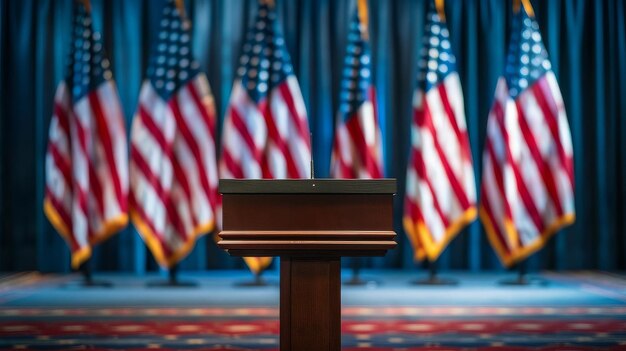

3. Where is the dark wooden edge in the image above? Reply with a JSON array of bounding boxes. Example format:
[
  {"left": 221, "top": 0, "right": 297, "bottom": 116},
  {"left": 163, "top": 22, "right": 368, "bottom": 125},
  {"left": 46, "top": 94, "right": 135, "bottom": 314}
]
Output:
[
  {"left": 226, "top": 250, "right": 390, "bottom": 257},
  {"left": 218, "top": 230, "right": 396, "bottom": 240},
  {"left": 219, "top": 179, "right": 396, "bottom": 194}
]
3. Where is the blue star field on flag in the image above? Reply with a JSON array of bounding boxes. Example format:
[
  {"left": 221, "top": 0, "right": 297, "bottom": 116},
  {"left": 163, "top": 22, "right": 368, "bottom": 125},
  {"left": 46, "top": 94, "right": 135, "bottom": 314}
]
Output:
[
  {"left": 67, "top": 3, "right": 112, "bottom": 101},
  {"left": 236, "top": 3, "right": 294, "bottom": 103},
  {"left": 146, "top": 0, "right": 200, "bottom": 100},
  {"left": 416, "top": 6, "right": 456, "bottom": 92},
  {"left": 505, "top": 8, "right": 551, "bottom": 98},
  {"left": 338, "top": 11, "right": 373, "bottom": 121}
]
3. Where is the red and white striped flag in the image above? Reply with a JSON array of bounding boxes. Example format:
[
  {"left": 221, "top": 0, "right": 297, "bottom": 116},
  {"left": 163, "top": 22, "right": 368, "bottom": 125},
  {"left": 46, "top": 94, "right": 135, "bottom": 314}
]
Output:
[
  {"left": 480, "top": 2, "right": 575, "bottom": 267},
  {"left": 330, "top": 0, "right": 384, "bottom": 179},
  {"left": 44, "top": 2, "right": 128, "bottom": 269},
  {"left": 129, "top": 0, "right": 219, "bottom": 268},
  {"left": 403, "top": 3, "right": 477, "bottom": 262},
  {"left": 220, "top": 2, "right": 311, "bottom": 274}
]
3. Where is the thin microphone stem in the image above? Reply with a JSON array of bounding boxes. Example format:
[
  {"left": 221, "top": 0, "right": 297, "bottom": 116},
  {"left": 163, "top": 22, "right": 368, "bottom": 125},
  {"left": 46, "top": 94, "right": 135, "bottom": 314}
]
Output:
[{"left": 310, "top": 133, "right": 314, "bottom": 179}]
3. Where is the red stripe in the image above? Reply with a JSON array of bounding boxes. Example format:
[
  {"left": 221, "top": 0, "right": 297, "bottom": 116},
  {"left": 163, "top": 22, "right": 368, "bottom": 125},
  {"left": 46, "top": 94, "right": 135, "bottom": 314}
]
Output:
[
  {"left": 170, "top": 156, "right": 198, "bottom": 229},
  {"left": 492, "top": 102, "right": 544, "bottom": 232},
  {"left": 531, "top": 80, "right": 574, "bottom": 184},
  {"left": 437, "top": 84, "right": 472, "bottom": 161},
  {"left": 345, "top": 116, "right": 382, "bottom": 179},
  {"left": 260, "top": 100, "right": 300, "bottom": 178},
  {"left": 480, "top": 187, "right": 511, "bottom": 255},
  {"left": 368, "top": 88, "right": 384, "bottom": 177},
  {"left": 229, "top": 107, "right": 264, "bottom": 167},
  {"left": 514, "top": 101, "right": 564, "bottom": 216},
  {"left": 54, "top": 103, "right": 71, "bottom": 136},
  {"left": 138, "top": 105, "right": 173, "bottom": 159},
  {"left": 404, "top": 196, "right": 424, "bottom": 227},
  {"left": 44, "top": 188, "right": 77, "bottom": 250},
  {"left": 88, "top": 92, "right": 125, "bottom": 212},
  {"left": 131, "top": 146, "right": 188, "bottom": 241},
  {"left": 137, "top": 104, "right": 202, "bottom": 223},
  {"left": 71, "top": 117, "right": 91, "bottom": 221},
  {"left": 331, "top": 135, "right": 355, "bottom": 179},
  {"left": 48, "top": 143, "right": 72, "bottom": 189},
  {"left": 221, "top": 149, "right": 245, "bottom": 179},
  {"left": 169, "top": 97, "right": 214, "bottom": 210},
  {"left": 277, "top": 82, "right": 310, "bottom": 151},
  {"left": 421, "top": 100, "right": 471, "bottom": 210},
  {"left": 88, "top": 161, "right": 105, "bottom": 221},
  {"left": 485, "top": 140, "right": 513, "bottom": 220},
  {"left": 412, "top": 146, "right": 450, "bottom": 228},
  {"left": 186, "top": 81, "right": 216, "bottom": 140},
  {"left": 129, "top": 192, "right": 173, "bottom": 257}
]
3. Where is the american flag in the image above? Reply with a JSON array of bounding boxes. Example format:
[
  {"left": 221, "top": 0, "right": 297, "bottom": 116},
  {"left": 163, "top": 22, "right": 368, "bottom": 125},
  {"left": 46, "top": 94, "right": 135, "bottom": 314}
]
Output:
[
  {"left": 219, "top": 2, "right": 311, "bottom": 274},
  {"left": 480, "top": 3, "right": 575, "bottom": 267},
  {"left": 129, "top": 0, "right": 219, "bottom": 268},
  {"left": 403, "top": 4, "right": 476, "bottom": 262},
  {"left": 44, "top": 2, "right": 128, "bottom": 269},
  {"left": 330, "top": 1, "right": 384, "bottom": 179}
]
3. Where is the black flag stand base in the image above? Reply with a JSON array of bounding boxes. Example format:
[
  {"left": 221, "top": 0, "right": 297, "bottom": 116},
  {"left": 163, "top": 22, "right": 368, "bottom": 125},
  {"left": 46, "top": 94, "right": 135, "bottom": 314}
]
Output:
[
  {"left": 236, "top": 271, "right": 270, "bottom": 287},
  {"left": 147, "top": 264, "right": 197, "bottom": 288},
  {"left": 412, "top": 259, "right": 458, "bottom": 286},
  {"left": 78, "top": 259, "right": 112, "bottom": 287},
  {"left": 344, "top": 257, "right": 379, "bottom": 286},
  {"left": 498, "top": 260, "right": 548, "bottom": 286}
]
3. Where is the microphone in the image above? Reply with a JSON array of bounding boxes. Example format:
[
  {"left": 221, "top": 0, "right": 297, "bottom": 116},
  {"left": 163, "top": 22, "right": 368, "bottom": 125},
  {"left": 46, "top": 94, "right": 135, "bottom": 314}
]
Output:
[{"left": 310, "top": 133, "right": 314, "bottom": 179}]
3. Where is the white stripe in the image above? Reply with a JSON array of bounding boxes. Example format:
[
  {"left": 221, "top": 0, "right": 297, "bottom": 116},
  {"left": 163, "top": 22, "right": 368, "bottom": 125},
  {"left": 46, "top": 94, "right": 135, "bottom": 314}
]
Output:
[
  {"left": 130, "top": 112, "right": 174, "bottom": 199},
  {"left": 285, "top": 76, "right": 308, "bottom": 119},
  {"left": 482, "top": 152, "right": 510, "bottom": 248},
  {"left": 425, "top": 86, "right": 463, "bottom": 178},
  {"left": 270, "top": 89, "right": 310, "bottom": 178},
  {"left": 221, "top": 108, "right": 262, "bottom": 178},
  {"left": 418, "top": 126, "right": 456, "bottom": 217},
  {"left": 173, "top": 131, "right": 212, "bottom": 224},
  {"left": 95, "top": 81, "right": 128, "bottom": 194},
  {"left": 417, "top": 178, "right": 446, "bottom": 241},
  {"left": 544, "top": 73, "right": 574, "bottom": 157},
  {"left": 177, "top": 80, "right": 219, "bottom": 188},
  {"left": 230, "top": 81, "right": 267, "bottom": 150},
  {"left": 130, "top": 162, "right": 168, "bottom": 238},
  {"left": 356, "top": 101, "right": 377, "bottom": 147},
  {"left": 518, "top": 88, "right": 553, "bottom": 158},
  {"left": 443, "top": 73, "right": 468, "bottom": 132},
  {"left": 45, "top": 153, "right": 71, "bottom": 207}
]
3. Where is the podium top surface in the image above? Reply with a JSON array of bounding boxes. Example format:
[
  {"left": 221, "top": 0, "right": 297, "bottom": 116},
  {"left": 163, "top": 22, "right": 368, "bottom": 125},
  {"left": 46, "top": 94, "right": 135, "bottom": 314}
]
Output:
[{"left": 219, "top": 179, "right": 396, "bottom": 194}]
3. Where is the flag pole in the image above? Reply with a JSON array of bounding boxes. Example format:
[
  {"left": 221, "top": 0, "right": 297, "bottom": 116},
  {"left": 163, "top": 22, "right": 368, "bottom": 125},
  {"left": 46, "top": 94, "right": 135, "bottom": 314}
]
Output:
[
  {"left": 77, "top": 0, "right": 91, "bottom": 13},
  {"left": 435, "top": 0, "right": 446, "bottom": 22},
  {"left": 513, "top": 0, "right": 535, "bottom": 17},
  {"left": 344, "top": 0, "right": 379, "bottom": 287},
  {"left": 77, "top": 258, "right": 112, "bottom": 287},
  {"left": 356, "top": 0, "right": 369, "bottom": 40},
  {"left": 411, "top": 258, "right": 458, "bottom": 286}
]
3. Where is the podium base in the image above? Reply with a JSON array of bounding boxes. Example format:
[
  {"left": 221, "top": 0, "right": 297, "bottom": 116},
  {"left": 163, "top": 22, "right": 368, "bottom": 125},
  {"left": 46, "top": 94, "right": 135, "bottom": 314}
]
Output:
[
  {"left": 343, "top": 276, "right": 379, "bottom": 287},
  {"left": 411, "top": 276, "right": 458, "bottom": 286},
  {"left": 63, "top": 278, "right": 113, "bottom": 289},
  {"left": 235, "top": 275, "right": 272, "bottom": 287},
  {"left": 499, "top": 276, "right": 548, "bottom": 286},
  {"left": 146, "top": 280, "right": 197, "bottom": 288}
]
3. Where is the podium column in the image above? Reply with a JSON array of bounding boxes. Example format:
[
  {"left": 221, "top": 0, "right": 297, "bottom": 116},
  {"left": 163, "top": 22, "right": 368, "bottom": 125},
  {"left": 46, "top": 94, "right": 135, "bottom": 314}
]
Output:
[{"left": 280, "top": 257, "right": 340, "bottom": 351}]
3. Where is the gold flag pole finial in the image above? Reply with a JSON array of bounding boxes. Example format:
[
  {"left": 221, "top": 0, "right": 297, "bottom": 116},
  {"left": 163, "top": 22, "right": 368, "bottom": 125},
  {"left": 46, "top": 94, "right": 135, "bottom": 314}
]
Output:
[
  {"left": 435, "top": 0, "right": 446, "bottom": 22},
  {"left": 78, "top": 0, "right": 91, "bottom": 13},
  {"left": 513, "top": 0, "right": 535, "bottom": 17},
  {"left": 357, "top": 0, "right": 369, "bottom": 40},
  {"left": 174, "top": 0, "right": 191, "bottom": 29}
]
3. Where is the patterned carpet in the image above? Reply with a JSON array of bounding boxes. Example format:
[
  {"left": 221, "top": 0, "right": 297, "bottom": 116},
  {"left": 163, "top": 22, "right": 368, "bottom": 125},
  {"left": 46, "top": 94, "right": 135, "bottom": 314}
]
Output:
[{"left": 1, "top": 271, "right": 626, "bottom": 350}]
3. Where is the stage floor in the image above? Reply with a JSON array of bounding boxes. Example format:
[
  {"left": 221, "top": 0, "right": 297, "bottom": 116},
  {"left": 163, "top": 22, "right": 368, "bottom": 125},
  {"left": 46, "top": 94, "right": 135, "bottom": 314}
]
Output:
[{"left": 1, "top": 270, "right": 626, "bottom": 350}]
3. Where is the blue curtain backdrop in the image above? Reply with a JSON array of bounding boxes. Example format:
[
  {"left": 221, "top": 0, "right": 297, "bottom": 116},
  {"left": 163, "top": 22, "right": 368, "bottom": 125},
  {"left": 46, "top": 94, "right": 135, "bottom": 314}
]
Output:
[{"left": 0, "top": 0, "right": 625, "bottom": 273}]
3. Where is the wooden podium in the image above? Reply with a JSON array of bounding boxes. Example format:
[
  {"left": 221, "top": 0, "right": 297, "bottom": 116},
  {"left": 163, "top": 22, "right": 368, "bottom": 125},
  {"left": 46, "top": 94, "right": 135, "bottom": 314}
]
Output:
[{"left": 218, "top": 179, "right": 396, "bottom": 351}]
